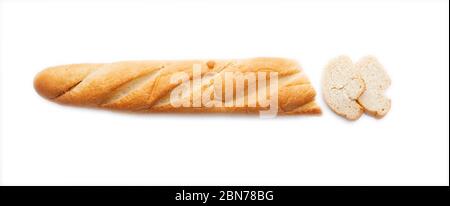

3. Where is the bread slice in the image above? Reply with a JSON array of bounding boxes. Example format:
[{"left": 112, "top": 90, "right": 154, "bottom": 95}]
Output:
[
  {"left": 322, "top": 56, "right": 366, "bottom": 120},
  {"left": 356, "top": 56, "right": 391, "bottom": 118}
]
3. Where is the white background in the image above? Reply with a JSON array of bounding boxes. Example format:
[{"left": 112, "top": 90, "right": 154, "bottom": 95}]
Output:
[{"left": 0, "top": 0, "right": 448, "bottom": 186}]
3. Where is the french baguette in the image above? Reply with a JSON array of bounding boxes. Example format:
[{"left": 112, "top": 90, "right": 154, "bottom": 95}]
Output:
[{"left": 34, "top": 57, "right": 321, "bottom": 115}]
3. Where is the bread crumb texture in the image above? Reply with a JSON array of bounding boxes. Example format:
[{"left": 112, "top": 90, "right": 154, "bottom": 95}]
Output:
[{"left": 323, "top": 55, "right": 391, "bottom": 120}]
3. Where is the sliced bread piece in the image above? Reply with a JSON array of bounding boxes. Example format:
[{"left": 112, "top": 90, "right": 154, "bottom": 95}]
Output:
[
  {"left": 322, "top": 56, "right": 366, "bottom": 120},
  {"left": 356, "top": 56, "right": 391, "bottom": 118}
]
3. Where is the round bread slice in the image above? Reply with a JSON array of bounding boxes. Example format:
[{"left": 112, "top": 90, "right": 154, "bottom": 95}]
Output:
[
  {"left": 356, "top": 56, "right": 391, "bottom": 118},
  {"left": 322, "top": 56, "right": 366, "bottom": 120}
]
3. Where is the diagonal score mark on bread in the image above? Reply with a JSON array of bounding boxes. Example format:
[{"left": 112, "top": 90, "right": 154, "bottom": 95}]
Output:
[
  {"left": 101, "top": 66, "right": 164, "bottom": 107},
  {"left": 34, "top": 63, "right": 102, "bottom": 99},
  {"left": 34, "top": 57, "right": 321, "bottom": 115}
]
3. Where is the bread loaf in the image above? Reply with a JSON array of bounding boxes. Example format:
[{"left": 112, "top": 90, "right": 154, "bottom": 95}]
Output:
[{"left": 34, "top": 57, "right": 321, "bottom": 115}]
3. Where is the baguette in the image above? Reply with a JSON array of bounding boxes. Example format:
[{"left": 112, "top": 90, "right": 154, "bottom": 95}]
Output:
[{"left": 34, "top": 57, "right": 321, "bottom": 115}]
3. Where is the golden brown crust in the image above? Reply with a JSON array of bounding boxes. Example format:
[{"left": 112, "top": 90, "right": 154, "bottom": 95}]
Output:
[
  {"left": 34, "top": 58, "right": 321, "bottom": 115},
  {"left": 34, "top": 63, "right": 102, "bottom": 99}
]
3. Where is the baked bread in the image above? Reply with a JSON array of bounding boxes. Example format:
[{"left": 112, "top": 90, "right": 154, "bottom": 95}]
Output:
[
  {"left": 356, "top": 56, "right": 391, "bottom": 118},
  {"left": 34, "top": 57, "right": 321, "bottom": 115},
  {"left": 322, "top": 55, "right": 391, "bottom": 120},
  {"left": 322, "top": 56, "right": 365, "bottom": 120}
]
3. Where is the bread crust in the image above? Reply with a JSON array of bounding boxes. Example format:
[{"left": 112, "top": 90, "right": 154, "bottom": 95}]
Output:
[{"left": 34, "top": 58, "right": 321, "bottom": 115}]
